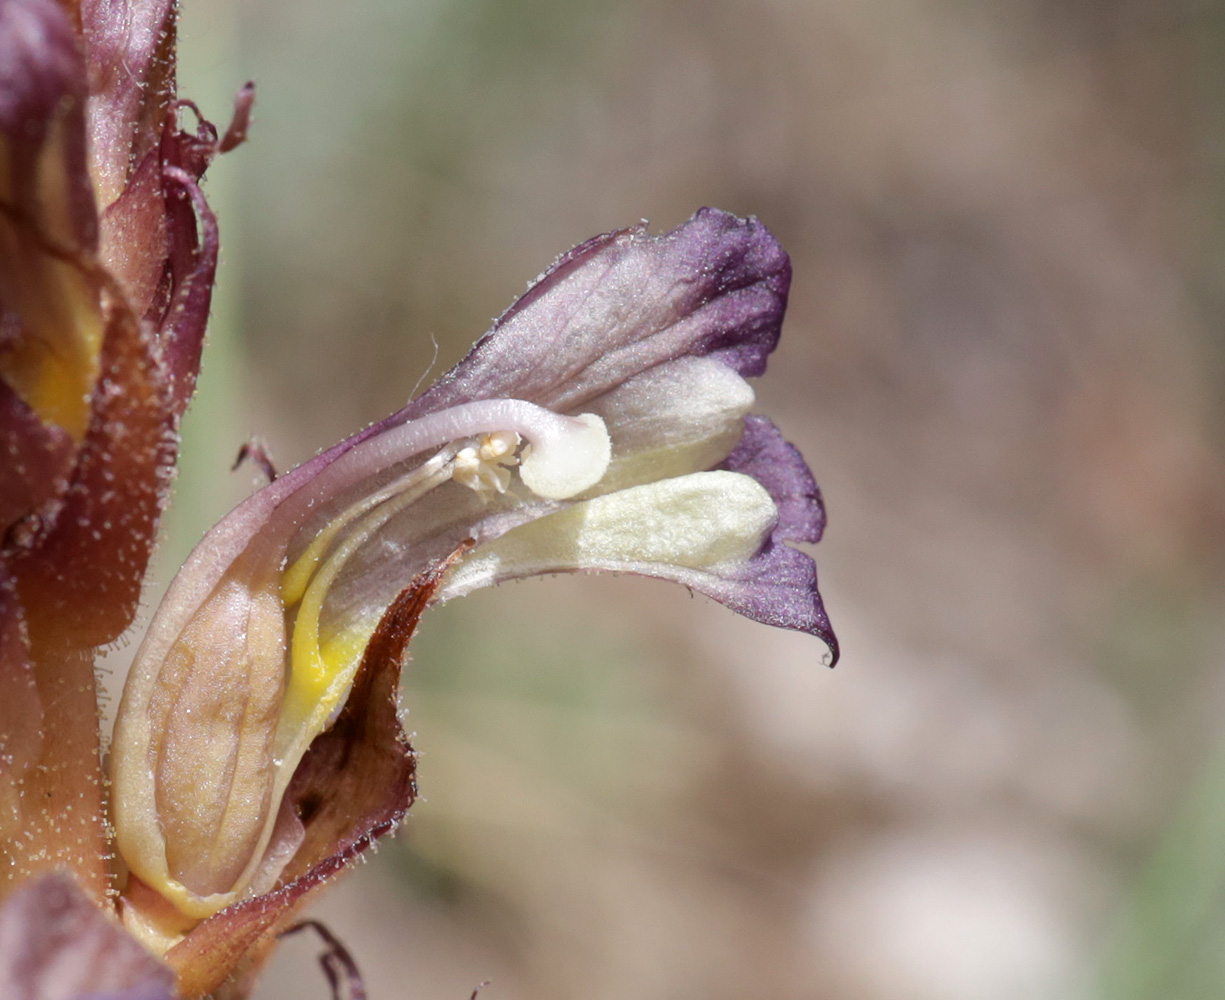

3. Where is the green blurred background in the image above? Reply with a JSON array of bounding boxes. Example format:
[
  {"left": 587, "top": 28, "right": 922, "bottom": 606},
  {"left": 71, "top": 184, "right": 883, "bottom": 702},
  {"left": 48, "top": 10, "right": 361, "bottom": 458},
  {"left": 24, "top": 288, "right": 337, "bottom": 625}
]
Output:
[{"left": 144, "top": 0, "right": 1225, "bottom": 996}]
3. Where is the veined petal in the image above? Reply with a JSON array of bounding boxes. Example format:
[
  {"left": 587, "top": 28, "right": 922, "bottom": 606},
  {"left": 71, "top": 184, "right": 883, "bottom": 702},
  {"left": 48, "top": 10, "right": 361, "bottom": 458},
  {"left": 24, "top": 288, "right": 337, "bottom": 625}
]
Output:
[
  {"left": 160, "top": 556, "right": 440, "bottom": 996},
  {"left": 406, "top": 207, "right": 789, "bottom": 419},
  {"left": 112, "top": 399, "right": 612, "bottom": 919}
]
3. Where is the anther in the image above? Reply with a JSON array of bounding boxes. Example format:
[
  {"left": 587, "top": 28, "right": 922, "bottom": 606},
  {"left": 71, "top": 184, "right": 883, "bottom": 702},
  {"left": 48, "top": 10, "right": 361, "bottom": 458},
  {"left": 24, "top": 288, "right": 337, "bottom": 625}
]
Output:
[{"left": 453, "top": 431, "right": 521, "bottom": 494}]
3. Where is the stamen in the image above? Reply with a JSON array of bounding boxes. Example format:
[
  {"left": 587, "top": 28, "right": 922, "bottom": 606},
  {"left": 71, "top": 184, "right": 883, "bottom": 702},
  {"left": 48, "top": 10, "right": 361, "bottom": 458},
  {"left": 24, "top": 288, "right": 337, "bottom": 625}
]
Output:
[
  {"left": 479, "top": 429, "right": 520, "bottom": 464},
  {"left": 453, "top": 431, "right": 521, "bottom": 494}
]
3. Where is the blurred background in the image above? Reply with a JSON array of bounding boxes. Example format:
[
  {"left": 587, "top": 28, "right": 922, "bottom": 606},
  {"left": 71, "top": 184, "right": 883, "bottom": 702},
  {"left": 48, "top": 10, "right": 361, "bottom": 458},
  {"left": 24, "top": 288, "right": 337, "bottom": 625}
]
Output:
[{"left": 128, "top": 0, "right": 1225, "bottom": 996}]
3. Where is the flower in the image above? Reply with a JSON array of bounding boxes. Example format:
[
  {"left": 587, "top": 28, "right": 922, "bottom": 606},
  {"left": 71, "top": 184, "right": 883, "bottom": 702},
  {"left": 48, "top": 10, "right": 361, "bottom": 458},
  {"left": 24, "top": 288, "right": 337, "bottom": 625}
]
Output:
[
  {"left": 0, "top": 0, "right": 245, "bottom": 976},
  {"left": 0, "top": 4, "right": 836, "bottom": 996},
  {"left": 107, "top": 207, "right": 837, "bottom": 993},
  {"left": 0, "top": 0, "right": 248, "bottom": 990}
]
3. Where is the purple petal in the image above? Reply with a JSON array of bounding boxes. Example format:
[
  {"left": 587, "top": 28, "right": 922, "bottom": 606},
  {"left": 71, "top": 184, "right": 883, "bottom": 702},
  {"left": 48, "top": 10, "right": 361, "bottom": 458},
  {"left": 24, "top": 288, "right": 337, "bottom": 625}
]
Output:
[
  {"left": 269, "top": 207, "right": 792, "bottom": 558},
  {"left": 723, "top": 414, "right": 826, "bottom": 543},
  {"left": 0, "top": 873, "right": 175, "bottom": 1000},
  {"left": 204, "top": 207, "right": 790, "bottom": 530},
  {"left": 409, "top": 207, "right": 790, "bottom": 417},
  {"left": 114, "top": 208, "right": 836, "bottom": 944},
  {"left": 402, "top": 215, "right": 830, "bottom": 656},
  {"left": 714, "top": 414, "right": 838, "bottom": 659},
  {"left": 683, "top": 540, "right": 839, "bottom": 664}
]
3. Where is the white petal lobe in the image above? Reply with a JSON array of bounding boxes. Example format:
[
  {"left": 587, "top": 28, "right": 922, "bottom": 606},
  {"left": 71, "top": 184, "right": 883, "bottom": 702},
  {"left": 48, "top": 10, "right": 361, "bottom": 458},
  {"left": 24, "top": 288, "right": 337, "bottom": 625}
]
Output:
[{"left": 442, "top": 471, "right": 777, "bottom": 596}]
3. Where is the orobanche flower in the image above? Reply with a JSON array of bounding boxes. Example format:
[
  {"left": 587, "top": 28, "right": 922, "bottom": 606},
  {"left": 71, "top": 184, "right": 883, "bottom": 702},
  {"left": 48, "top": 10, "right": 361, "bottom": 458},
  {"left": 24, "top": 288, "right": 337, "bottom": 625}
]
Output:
[
  {"left": 0, "top": 0, "right": 246, "bottom": 918},
  {"left": 108, "top": 207, "right": 837, "bottom": 990},
  {"left": 0, "top": 0, "right": 835, "bottom": 995}
]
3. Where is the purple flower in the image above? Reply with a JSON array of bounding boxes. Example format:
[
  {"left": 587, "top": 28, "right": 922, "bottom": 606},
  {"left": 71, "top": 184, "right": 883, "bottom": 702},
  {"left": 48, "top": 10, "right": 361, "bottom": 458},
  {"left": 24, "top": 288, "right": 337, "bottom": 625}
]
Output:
[
  {"left": 0, "top": 7, "right": 835, "bottom": 991},
  {"left": 109, "top": 208, "right": 836, "bottom": 987},
  {"left": 0, "top": 0, "right": 246, "bottom": 912}
]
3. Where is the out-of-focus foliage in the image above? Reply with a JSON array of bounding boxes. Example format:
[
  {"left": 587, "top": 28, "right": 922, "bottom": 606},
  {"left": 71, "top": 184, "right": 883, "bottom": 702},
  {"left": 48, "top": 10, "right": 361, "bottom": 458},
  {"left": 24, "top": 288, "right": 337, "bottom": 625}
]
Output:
[{"left": 157, "top": 0, "right": 1225, "bottom": 997}]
